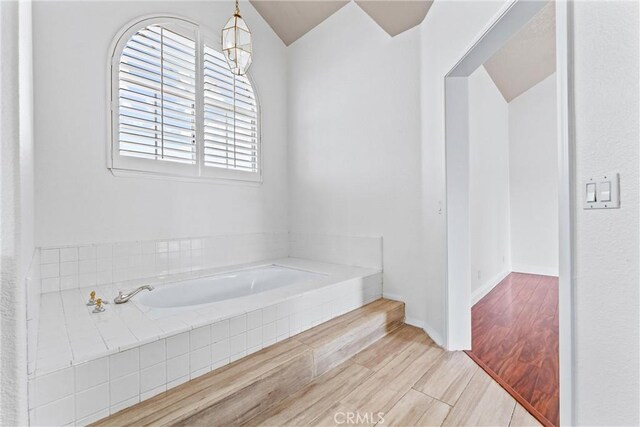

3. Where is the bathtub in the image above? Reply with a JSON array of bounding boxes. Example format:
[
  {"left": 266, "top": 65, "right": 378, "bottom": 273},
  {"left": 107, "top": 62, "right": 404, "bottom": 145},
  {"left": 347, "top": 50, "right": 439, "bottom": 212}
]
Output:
[{"left": 135, "top": 265, "right": 325, "bottom": 309}]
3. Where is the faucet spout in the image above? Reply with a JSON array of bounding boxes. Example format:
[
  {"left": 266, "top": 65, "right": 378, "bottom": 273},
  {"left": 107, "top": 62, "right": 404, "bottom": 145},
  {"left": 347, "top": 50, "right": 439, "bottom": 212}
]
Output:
[{"left": 114, "top": 285, "right": 154, "bottom": 304}]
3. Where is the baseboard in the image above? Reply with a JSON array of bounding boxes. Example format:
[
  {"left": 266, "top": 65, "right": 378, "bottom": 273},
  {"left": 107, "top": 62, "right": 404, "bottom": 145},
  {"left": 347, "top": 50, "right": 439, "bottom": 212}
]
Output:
[
  {"left": 511, "top": 264, "right": 559, "bottom": 277},
  {"left": 471, "top": 270, "right": 510, "bottom": 305},
  {"left": 420, "top": 320, "right": 445, "bottom": 347},
  {"left": 382, "top": 292, "right": 403, "bottom": 301},
  {"left": 383, "top": 293, "right": 445, "bottom": 347}
]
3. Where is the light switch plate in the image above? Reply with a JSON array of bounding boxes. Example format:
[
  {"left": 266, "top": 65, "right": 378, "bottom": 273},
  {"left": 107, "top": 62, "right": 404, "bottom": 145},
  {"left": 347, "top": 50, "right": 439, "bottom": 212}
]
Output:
[{"left": 583, "top": 173, "right": 620, "bottom": 209}]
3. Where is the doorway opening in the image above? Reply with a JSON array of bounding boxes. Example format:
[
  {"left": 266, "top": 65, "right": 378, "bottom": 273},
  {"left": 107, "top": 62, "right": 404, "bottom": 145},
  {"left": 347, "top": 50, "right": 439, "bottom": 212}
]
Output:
[{"left": 443, "top": 1, "right": 573, "bottom": 426}]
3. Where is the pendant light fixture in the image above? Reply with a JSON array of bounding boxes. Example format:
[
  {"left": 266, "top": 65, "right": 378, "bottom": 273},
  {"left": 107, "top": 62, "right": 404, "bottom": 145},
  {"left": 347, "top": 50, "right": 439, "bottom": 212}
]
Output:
[{"left": 222, "top": 0, "right": 252, "bottom": 76}]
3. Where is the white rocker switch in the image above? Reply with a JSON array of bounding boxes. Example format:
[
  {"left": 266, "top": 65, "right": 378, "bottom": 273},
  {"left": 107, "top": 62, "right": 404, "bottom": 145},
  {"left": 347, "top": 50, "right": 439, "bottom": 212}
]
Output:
[
  {"left": 586, "top": 183, "right": 597, "bottom": 203},
  {"left": 584, "top": 173, "right": 620, "bottom": 209},
  {"left": 600, "top": 181, "right": 611, "bottom": 202}
]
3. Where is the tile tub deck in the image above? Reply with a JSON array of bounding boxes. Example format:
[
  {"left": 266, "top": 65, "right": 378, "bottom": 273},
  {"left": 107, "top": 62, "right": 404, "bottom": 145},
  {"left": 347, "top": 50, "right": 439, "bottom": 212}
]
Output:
[{"left": 28, "top": 258, "right": 382, "bottom": 426}]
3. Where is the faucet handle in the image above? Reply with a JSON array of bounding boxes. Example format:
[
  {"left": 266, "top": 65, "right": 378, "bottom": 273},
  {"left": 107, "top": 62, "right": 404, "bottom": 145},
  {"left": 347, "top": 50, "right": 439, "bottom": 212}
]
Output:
[
  {"left": 87, "top": 290, "right": 97, "bottom": 306},
  {"left": 93, "top": 298, "right": 106, "bottom": 313}
]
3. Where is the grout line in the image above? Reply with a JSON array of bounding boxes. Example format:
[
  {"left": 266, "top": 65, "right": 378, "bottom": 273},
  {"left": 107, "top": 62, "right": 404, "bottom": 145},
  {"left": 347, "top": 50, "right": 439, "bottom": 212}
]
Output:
[
  {"left": 508, "top": 399, "right": 517, "bottom": 427},
  {"left": 410, "top": 387, "right": 453, "bottom": 408}
]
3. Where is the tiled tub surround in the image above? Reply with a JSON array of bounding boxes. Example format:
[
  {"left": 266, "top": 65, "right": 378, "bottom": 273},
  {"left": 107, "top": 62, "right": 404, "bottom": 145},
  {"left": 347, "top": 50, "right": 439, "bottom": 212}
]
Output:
[
  {"left": 38, "top": 232, "right": 290, "bottom": 293},
  {"left": 28, "top": 258, "right": 382, "bottom": 426}
]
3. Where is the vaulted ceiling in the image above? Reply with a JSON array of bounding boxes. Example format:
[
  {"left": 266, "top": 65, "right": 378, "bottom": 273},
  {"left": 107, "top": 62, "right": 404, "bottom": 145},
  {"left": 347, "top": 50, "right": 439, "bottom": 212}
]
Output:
[
  {"left": 484, "top": 1, "right": 556, "bottom": 102},
  {"left": 249, "top": 0, "right": 434, "bottom": 46},
  {"left": 249, "top": 0, "right": 555, "bottom": 102},
  {"left": 355, "top": 1, "right": 433, "bottom": 37}
]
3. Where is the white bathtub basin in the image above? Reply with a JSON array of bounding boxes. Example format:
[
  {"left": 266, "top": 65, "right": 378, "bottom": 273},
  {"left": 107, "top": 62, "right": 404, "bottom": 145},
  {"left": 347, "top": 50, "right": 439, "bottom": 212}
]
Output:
[{"left": 134, "top": 265, "right": 324, "bottom": 309}]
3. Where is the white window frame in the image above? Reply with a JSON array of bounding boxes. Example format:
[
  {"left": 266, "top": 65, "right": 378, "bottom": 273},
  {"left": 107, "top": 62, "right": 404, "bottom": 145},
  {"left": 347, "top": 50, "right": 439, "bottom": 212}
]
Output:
[{"left": 107, "top": 15, "right": 262, "bottom": 183}]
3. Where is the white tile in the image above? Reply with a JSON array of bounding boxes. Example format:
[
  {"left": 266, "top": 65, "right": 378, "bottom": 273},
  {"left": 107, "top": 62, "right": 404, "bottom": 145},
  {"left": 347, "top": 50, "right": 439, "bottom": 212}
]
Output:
[
  {"left": 78, "top": 246, "right": 97, "bottom": 261},
  {"left": 229, "top": 333, "right": 246, "bottom": 355},
  {"left": 41, "top": 277, "right": 60, "bottom": 293},
  {"left": 262, "top": 305, "right": 277, "bottom": 324},
  {"left": 155, "top": 317, "right": 188, "bottom": 335},
  {"left": 140, "top": 339, "right": 165, "bottom": 369},
  {"left": 247, "top": 310, "right": 262, "bottom": 330},
  {"left": 229, "top": 314, "right": 247, "bottom": 336},
  {"left": 166, "top": 354, "right": 189, "bottom": 382},
  {"left": 190, "top": 346, "right": 211, "bottom": 373},
  {"left": 60, "top": 275, "right": 79, "bottom": 290},
  {"left": 210, "top": 320, "right": 229, "bottom": 343},
  {"left": 76, "top": 408, "right": 109, "bottom": 427},
  {"left": 168, "top": 240, "right": 180, "bottom": 252},
  {"left": 35, "top": 367, "right": 74, "bottom": 407},
  {"left": 60, "top": 247, "right": 79, "bottom": 263},
  {"left": 110, "top": 372, "right": 139, "bottom": 405},
  {"left": 247, "top": 327, "right": 262, "bottom": 349},
  {"left": 247, "top": 345, "right": 261, "bottom": 355},
  {"left": 141, "top": 241, "right": 156, "bottom": 255},
  {"left": 166, "top": 331, "right": 189, "bottom": 359},
  {"left": 96, "top": 258, "right": 112, "bottom": 273},
  {"left": 190, "top": 326, "right": 210, "bottom": 351},
  {"left": 75, "top": 357, "right": 109, "bottom": 392},
  {"left": 96, "top": 270, "right": 113, "bottom": 285},
  {"left": 276, "top": 301, "right": 290, "bottom": 319},
  {"left": 109, "top": 348, "right": 139, "bottom": 380},
  {"left": 211, "top": 358, "right": 229, "bottom": 371},
  {"left": 190, "top": 366, "right": 210, "bottom": 380},
  {"left": 96, "top": 244, "right": 113, "bottom": 259},
  {"left": 79, "top": 273, "right": 97, "bottom": 288},
  {"left": 110, "top": 395, "right": 139, "bottom": 415},
  {"left": 230, "top": 351, "right": 246, "bottom": 363},
  {"left": 166, "top": 375, "right": 189, "bottom": 390},
  {"left": 28, "top": 378, "right": 36, "bottom": 408},
  {"left": 276, "top": 317, "right": 290, "bottom": 337},
  {"left": 34, "top": 395, "right": 75, "bottom": 427},
  {"left": 79, "top": 259, "right": 97, "bottom": 274},
  {"left": 210, "top": 339, "right": 230, "bottom": 363},
  {"left": 141, "top": 384, "right": 166, "bottom": 401},
  {"left": 262, "top": 322, "right": 276, "bottom": 342},
  {"left": 156, "top": 241, "right": 168, "bottom": 254},
  {"left": 191, "top": 239, "right": 203, "bottom": 250},
  {"left": 41, "top": 249, "right": 60, "bottom": 265},
  {"left": 128, "top": 321, "right": 162, "bottom": 345},
  {"left": 60, "top": 261, "right": 78, "bottom": 277},
  {"left": 75, "top": 382, "right": 109, "bottom": 420},
  {"left": 41, "top": 263, "right": 60, "bottom": 279},
  {"left": 140, "top": 362, "right": 166, "bottom": 393}
]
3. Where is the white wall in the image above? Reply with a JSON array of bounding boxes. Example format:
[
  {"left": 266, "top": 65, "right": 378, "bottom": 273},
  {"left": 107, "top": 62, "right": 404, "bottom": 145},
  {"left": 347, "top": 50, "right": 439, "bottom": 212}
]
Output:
[
  {"left": 287, "top": 4, "right": 425, "bottom": 325},
  {"left": 32, "top": 1, "right": 288, "bottom": 247},
  {"left": 573, "top": 1, "right": 639, "bottom": 425},
  {"left": 0, "top": 1, "right": 35, "bottom": 424},
  {"left": 509, "top": 73, "right": 558, "bottom": 276},
  {"left": 468, "top": 66, "right": 510, "bottom": 297},
  {"left": 419, "top": 1, "right": 510, "bottom": 342}
]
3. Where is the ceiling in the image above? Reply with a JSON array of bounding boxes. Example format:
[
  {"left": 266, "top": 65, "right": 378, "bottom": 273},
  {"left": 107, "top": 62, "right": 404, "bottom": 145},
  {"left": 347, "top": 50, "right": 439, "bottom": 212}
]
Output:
[
  {"left": 249, "top": 0, "right": 433, "bottom": 46},
  {"left": 484, "top": 1, "right": 556, "bottom": 102},
  {"left": 355, "top": 1, "right": 433, "bottom": 37}
]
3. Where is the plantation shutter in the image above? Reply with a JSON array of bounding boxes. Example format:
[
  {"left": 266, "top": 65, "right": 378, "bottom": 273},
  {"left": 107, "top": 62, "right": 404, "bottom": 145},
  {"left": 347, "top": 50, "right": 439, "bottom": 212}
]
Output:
[
  {"left": 118, "top": 25, "right": 197, "bottom": 165},
  {"left": 203, "top": 46, "right": 259, "bottom": 172}
]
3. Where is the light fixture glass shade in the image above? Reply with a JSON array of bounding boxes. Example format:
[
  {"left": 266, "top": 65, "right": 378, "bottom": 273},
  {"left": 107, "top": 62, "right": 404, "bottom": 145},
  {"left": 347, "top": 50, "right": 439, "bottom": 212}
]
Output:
[{"left": 222, "top": 2, "right": 252, "bottom": 76}]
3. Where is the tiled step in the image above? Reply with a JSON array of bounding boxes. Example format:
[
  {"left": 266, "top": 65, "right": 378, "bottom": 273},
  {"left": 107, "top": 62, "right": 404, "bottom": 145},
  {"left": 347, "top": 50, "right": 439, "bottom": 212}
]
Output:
[{"left": 91, "top": 298, "right": 405, "bottom": 427}]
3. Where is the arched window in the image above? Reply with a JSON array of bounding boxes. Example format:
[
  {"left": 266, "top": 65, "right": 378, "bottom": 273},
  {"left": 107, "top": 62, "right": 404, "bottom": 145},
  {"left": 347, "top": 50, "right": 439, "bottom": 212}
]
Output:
[{"left": 109, "top": 17, "right": 260, "bottom": 181}]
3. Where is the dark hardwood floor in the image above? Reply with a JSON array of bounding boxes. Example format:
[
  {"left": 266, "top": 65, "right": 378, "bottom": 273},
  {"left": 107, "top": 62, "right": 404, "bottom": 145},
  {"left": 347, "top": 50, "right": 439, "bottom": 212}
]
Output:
[{"left": 465, "top": 272, "right": 559, "bottom": 427}]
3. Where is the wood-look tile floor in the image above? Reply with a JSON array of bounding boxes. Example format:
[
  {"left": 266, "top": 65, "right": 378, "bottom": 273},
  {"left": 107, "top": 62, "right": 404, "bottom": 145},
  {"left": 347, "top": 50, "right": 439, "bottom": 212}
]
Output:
[
  {"left": 243, "top": 324, "right": 542, "bottom": 427},
  {"left": 466, "top": 273, "right": 559, "bottom": 427}
]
